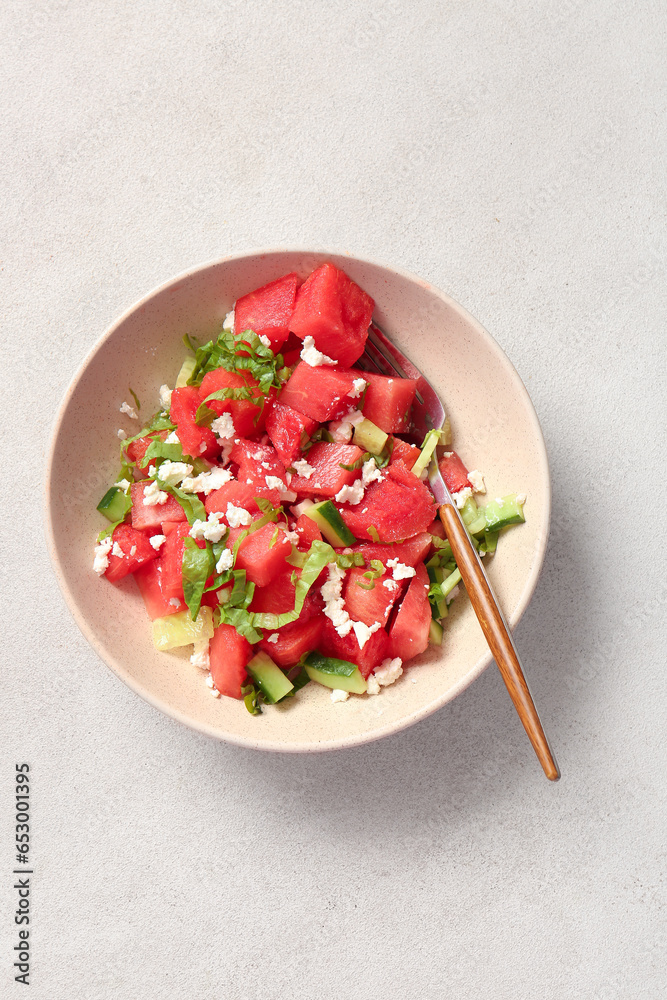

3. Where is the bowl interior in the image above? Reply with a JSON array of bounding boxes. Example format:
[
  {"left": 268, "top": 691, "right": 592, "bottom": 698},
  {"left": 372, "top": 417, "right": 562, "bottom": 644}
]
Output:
[{"left": 46, "top": 250, "right": 550, "bottom": 751}]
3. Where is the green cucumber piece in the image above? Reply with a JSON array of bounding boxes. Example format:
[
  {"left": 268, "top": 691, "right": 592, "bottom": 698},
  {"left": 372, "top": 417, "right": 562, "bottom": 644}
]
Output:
[
  {"left": 97, "top": 486, "right": 132, "bottom": 523},
  {"left": 482, "top": 495, "right": 526, "bottom": 531},
  {"left": 176, "top": 355, "right": 196, "bottom": 387},
  {"left": 303, "top": 652, "right": 368, "bottom": 694},
  {"left": 411, "top": 427, "right": 443, "bottom": 479},
  {"left": 459, "top": 496, "right": 487, "bottom": 536},
  {"left": 304, "top": 500, "right": 356, "bottom": 547},
  {"left": 152, "top": 608, "right": 214, "bottom": 651},
  {"left": 483, "top": 530, "right": 499, "bottom": 554},
  {"left": 352, "top": 417, "right": 388, "bottom": 454},
  {"left": 247, "top": 651, "right": 294, "bottom": 704},
  {"left": 429, "top": 619, "right": 444, "bottom": 645},
  {"left": 441, "top": 567, "right": 462, "bottom": 598}
]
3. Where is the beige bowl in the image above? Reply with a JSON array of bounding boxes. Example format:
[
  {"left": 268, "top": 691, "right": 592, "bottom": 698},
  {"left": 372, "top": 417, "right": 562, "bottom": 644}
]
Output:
[{"left": 45, "top": 249, "right": 550, "bottom": 751}]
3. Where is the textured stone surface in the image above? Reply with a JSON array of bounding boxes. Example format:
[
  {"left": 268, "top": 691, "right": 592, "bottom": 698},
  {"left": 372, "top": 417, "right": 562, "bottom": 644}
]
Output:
[{"left": 1, "top": 1, "right": 665, "bottom": 997}]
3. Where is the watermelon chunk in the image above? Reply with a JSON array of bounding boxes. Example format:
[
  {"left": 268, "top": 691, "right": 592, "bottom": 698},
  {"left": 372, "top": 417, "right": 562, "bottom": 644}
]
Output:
[
  {"left": 343, "top": 532, "right": 432, "bottom": 568},
  {"left": 438, "top": 451, "right": 471, "bottom": 493},
  {"left": 289, "top": 263, "right": 374, "bottom": 367},
  {"left": 234, "top": 272, "right": 299, "bottom": 352},
  {"left": 387, "top": 563, "right": 431, "bottom": 662},
  {"left": 204, "top": 480, "right": 263, "bottom": 519},
  {"left": 289, "top": 442, "right": 364, "bottom": 498},
  {"left": 134, "top": 560, "right": 182, "bottom": 620},
  {"left": 278, "top": 363, "right": 361, "bottom": 422},
  {"left": 258, "top": 616, "right": 324, "bottom": 667},
  {"left": 210, "top": 623, "right": 252, "bottom": 699},
  {"left": 230, "top": 521, "right": 291, "bottom": 587},
  {"left": 231, "top": 439, "right": 285, "bottom": 505},
  {"left": 265, "top": 401, "right": 318, "bottom": 466},
  {"left": 248, "top": 567, "right": 323, "bottom": 621},
  {"left": 170, "top": 386, "right": 218, "bottom": 459},
  {"left": 157, "top": 523, "right": 205, "bottom": 600},
  {"left": 389, "top": 437, "right": 422, "bottom": 470},
  {"left": 104, "top": 524, "right": 158, "bottom": 583},
  {"left": 317, "top": 618, "right": 389, "bottom": 679},
  {"left": 294, "top": 513, "right": 322, "bottom": 549},
  {"left": 125, "top": 431, "right": 167, "bottom": 475},
  {"left": 361, "top": 370, "right": 417, "bottom": 433},
  {"left": 198, "top": 368, "right": 266, "bottom": 439},
  {"left": 130, "top": 481, "right": 187, "bottom": 531},
  {"left": 338, "top": 462, "right": 436, "bottom": 543},
  {"left": 343, "top": 566, "right": 404, "bottom": 627}
]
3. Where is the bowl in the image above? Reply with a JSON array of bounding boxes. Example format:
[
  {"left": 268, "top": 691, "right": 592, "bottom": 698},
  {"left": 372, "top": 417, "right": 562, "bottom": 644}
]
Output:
[{"left": 45, "top": 249, "right": 550, "bottom": 751}]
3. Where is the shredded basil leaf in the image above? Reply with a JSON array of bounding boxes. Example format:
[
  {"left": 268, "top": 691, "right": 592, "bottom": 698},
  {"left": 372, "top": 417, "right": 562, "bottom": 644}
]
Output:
[
  {"left": 187, "top": 327, "right": 285, "bottom": 394},
  {"left": 129, "top": 387, "right": 141, "bottom": 412},
  {"left": 367, "top": 525, "right": 380, "bottom": 542},
  {"left": 157, "top": 484, "right": 206, "bottom": 525},
  {"left": 182, "top": 538, "right": 215, "bottom": 621},
  {"left": 143, "top": 440, "right": 184, "bottom": 464},
  {"left": 241, "top": 682, "right": 263, "bottom": 715},
  {"left": 356, "top": 558, "right": 384, "bottom": 590}
]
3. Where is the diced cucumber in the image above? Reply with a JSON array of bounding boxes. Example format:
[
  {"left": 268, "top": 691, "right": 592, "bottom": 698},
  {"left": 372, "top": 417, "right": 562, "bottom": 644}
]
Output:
[
  {"left": 429, "top": 619, "right": 444, "bottom": 645},
  {"left": 482, "top": 495, "right": 526, "bottom": 531},
  {"left": 352, "top": 417, "right": 388, "bottom": 455},
  {"left": 441, "top": 417, "right": 452, "bottom": 446},
  {"left": 427, "top": 564, "right": 448, "bottom": 619},
  {"left": 247, "top": 651, "right": 294, "bottom": 704},
  {"left": 441, "top": 567, "right": 461, "bottom": 598},
  {"left": 459, "top": 496, "right": 487, "bottom": 537},
  {"left": 292, "top": 498, "right": 315, "bottom": 517},
  {"left": 176, "top": 356, "right": 196, "bottom": 387},
  {"left": 483, "top": 530, "right": 499, "bottom": 554},
  {"left": 411, "top": 427, "right": 443, "bottom": 480},
  {"left": 152, "top": 607, "right": 214, "bottom": 651},
  {"left": 97, "top": 486, "right": 131, "bottom": 523},
  {"left": 304, "top": 500, "right": 356, "bottom": 547},
  {"left": 303, "top": 652, "right": 367, "bottom": 694}
]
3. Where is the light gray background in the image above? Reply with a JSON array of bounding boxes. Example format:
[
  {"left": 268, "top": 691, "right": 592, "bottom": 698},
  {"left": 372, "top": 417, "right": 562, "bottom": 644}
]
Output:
[{"left": 2, "top": 2, "right": 665, "bottom": 997}]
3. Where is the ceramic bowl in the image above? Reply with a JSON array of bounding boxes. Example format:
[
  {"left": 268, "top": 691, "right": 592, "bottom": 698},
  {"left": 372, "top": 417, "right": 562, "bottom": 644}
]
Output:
[{"left": 45, "top": 249, "right": 550, "bottom": 751}]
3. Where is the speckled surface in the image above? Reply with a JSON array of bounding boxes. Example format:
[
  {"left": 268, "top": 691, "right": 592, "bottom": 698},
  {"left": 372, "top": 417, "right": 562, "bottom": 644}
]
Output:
[{"left": 2, "top": 2, "right": 666, "bottom": 997}]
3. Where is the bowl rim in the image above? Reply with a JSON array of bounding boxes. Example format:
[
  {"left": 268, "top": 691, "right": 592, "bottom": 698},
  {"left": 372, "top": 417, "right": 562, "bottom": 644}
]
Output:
[{"left": 44, "top": 246, "right": 551, "bottom": 752}]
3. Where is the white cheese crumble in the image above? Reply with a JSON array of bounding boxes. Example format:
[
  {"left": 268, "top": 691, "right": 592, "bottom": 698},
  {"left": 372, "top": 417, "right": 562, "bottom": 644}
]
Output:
[
  {"left": 443, "top": 451, "right": 453, "bottom": 459},
  {"left": 258, "top": 334, "right": 272, "bottom": 348},
  {"left": 328, "top": 420, "right": 354, "bottom": 444},
  {"left": 292, "top": 458, "right": 315, "bottom": 479},
  {"left": 143, "top": 480, "right": 169, "bottom": 506},
  {"left": 386, "top": 558, "right": 416, "bottom": 581},
  {"left": 300, "top": 335, "right": 337, "bottom": 367},
  {"left": 117, "top": 428, "right": 127, "bottom": 440},
  {"left": 226, "top": 503, "right": 252, "bottom": 528},
  {"left": 149, "top": 534, "right": 166, "bottom": 550},
  {"left": 164, "top": 430, "right": 180, "bottom": 445},
  {"left": 351, "top": 620, "right": 381, "bottom": 650},
  {"left": 366, "top": 673, "right": 381, "bottom": 696},
  {"left": 335, "top": 480, "right": 365, "bottom": 505},
  {"left": 266, "top": 633, "right": 279, "bottom": 644},
  {"left": 222, "top": 309, "right": 235, "bottom": 332},
  {"left": 190, "top": 639, "right": 210, "bottom": 671},
  {"left": 93, "top": 536, "right": 113, "bottom": 575},
  {"left": 265, "top": 475, "right": 286, "bottom": 490},
  {"left": 115, "top": 478, "right": 131, "bottom": 491},
  {"left": 206, "top": 673, "right": 221, "bottom": 697},
  {"left": 119, "top": 401, "right": 139, "bottom": 420},
  {"left": 467, "top": 469, "right": 486, "bottom": 494},
  {"left": 452, "top": 487, "right": 473, "bottom": 509},
  {"left": 374, "top": 657, "right": 403, "bottom": 686},
  {"left": 210, "top": 412, "right": 236, "bottom": 440},
  {"left": 383, "top": 578, "right": 399, "bottom": 592},
  {"left": 129, "top": 545, "right": 136, "bottom": 557},
  {"left": 282, "top": 528, "right": 299, "bottom": 544},
  {"left": 349, "top": 378, "right": 367, "bottom": 398},
  {"left": 169, "top": 597, "right": 182, "bottom": 608},
  {"left": 320, "top": 563, "right": 353, "bottom": 637},
  {"left": 215, "top": 548, "right": 234, "bottom": 573},
  {"left": 516, "top": 493, "right": 527, "bottom": 505},
  {"left": 180, "top": 466, "right": 233, "bottom": 495},
  {"left": 190, "top": 511, "right": 227, "bottom": 543},
  {"left": 345, "top": 409, "right": 365, "bottom": 426},
  {"left": 156, "top": 461, "right": 193, "bottom": 486},
  {"left": 361, "top": 458, "right": 383, "bottom": 487},
  {"left": 111, "top": 541, "right": 124, "bottom": 558},
  {"left": 159, "top": 385, "right": 173, "bottom": 410},
  {"left": 330, "top": 688, "right": 350, "bottom": 703}
]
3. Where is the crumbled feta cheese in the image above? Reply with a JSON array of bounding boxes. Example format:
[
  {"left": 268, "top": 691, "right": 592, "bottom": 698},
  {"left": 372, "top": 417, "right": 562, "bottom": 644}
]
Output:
[
  {"left": 222, "top": 309, "right": 235, "bottom": 332},
  {"left": 148, "top": 465, "right": 157, "bottom": 478},
  {"left": 93, "top": 536, "right": 113, "bottom": 575},
  {"left": 345, "top": 409, "right": 365, "bottom": 426},
  {"left": 467, "top": 469, "right": 486, "bottom": 494},
  {"left": 215, "top": 548, "right": 234, "bottom": 573},
  {"left": 312, "top": 483, "right": 323, "bottom": 491},
  {"left": 321, "top": 563, "right": 353, "bottom": 637},
  {"left": 143, "top": 480, "right": 168, "bottom": 506},
  {"left": 190, "top": 511, "right": 227, "bottom": 543},
  {"left": 282, "top": 528, "right": 299, "bottom": 544},
  {"left": 190, "top": 639, "right": 210, "bottom": 671},
  {"left": 169, "top": 597, "right": 182, "bottom": 608},
  {"left": 516, "top": 493, "right": 527, "bottom": 505},
  {"left": 330, "top": 688, "right": 350, "bottom": 703},
  {"left": 266, "top": 633, "right": 279, "bottom": 644},
  {"left": 281, "top": 489, "right": 298, "bottom": 503},
  {"left": 328, "top": 420, "right": 354, "bottom": 444},
  {"left": 361, "top": 458, "right": 383, "bottom": 487},
  {"left": 205, "top": 673, "right": 221, "bottom": 697},
  {"left": 180, "top": 466, "right": 233, "bottom": 495},
  {"left": 292, "top": 459, "right": 315, "bottom": 479},
  {"left": 383, "top": 578, "right": 399, "bottom": 592},
  {"left": 443, "top": 451, "right": 453, "bottom": 459},
  {"left": 258, "top": 334, "right": 272, "bottom": 349},
  {"left": 115, "top": 478, "right": 131, "bottom": 491},
  {"left": 374, "top": 657, "right": 403, "bottom": 686},
  {"left": 226, "top": 503, "right": 252, "bottom": 528},
  {"left": 446, "top": 585, "right": 460, "bottom": 605},
  {"left": 111, "top": 541, "right": 124, "bottom": 558},
  {"left": 129, "top": 545, "right": 137, "bottom": 557},
  {"left": 351, "top": 620, "right": 381, "bottom": 649},
  {"left": 159, "top": 385, "right": 173, "bottom": 409},
  {"left": 156, "top": 461, "right": 193, "bottom": 487},
  {"left": 265, "top": 475, "right": 286, "bottom": 490},
  {"left": 452, "top": 487, "right": 473, "bottom": 509},
  {"left": 349, "top": 378, "right": 367, "bottom": 398},
  {"left": 119, "top": 401, "right": 139, "bottom": 420},
  {"left": 386, "top": 558, "right": 416, "bottom": 581},
  {"left": 335, "top": 481, "right": 365, "bottom": 505},
  {"left": 149, "top": 534, "right": 166, "bottom": 550},
  {"left": 164, "top": 430, "right": 180, "bottom": 445},
  {"left": 261, "top": 461, "right": 271, "bottom": 470},
  {"left": 366, "top": 673, "right": 381, "bottom": 696},
  {"left": 117, "top": 428, "right": 127, "bottom": 440},
  {"left": 210, "top": 412, "right": 235, "bottom": 440},
  {"left": 300, "top": 335, "right": 337, "bottom": 367}
]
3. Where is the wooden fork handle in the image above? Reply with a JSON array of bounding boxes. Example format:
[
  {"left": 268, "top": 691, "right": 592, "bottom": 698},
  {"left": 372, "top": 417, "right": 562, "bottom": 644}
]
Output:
[{"left": 439, "top": 504, "right": 560, "bottom": 781}]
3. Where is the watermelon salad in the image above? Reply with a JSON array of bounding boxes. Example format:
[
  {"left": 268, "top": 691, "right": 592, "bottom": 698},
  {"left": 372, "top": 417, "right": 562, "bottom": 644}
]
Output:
[{"left": 92, "top": 263, "right": 526, "bottom": 712}]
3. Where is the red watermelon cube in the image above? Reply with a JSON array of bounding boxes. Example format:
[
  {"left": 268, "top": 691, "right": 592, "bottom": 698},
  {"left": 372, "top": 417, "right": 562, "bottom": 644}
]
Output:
[
  {"left": 289, "top": 263, "right": 374, "bottom": 367},
  {"left": 258, "top": 616, "right": 324, "bottom": 667},
  {"left": 234, "top": 272, "right": 299, "bottom": 352},
  {"left": 317, "top": 618, "right": 389, "bottom": 679},
  {"left": 387, "top": 563, "right": 431, "bottom": 662},
  {"left": 170, "top": 386, "right": 218, "bottom": 459},
  {"left": 361, "top": 371, "right": 417, "bottom": 433},
  {"left": 278, "top": 363, "right": 361, "bottom": 423},
  {"left": 338, "top": 462, "right": 436, "bottom": 543},
  {"left": 104, "top": 524, "right": 158, "bottom": 583},
  {"left": 130, "top": 481, "right": 187, "bottom": 531},
  {"left": 289, "top": 442, "right": 364, "bottom": 498},
  {"left": 210, "top": 623, "right": 253, "bottom": 699},
  {"left": 343, "top": 566, "right": 404, "bottom": 627},
  {"left": 438, "top": 451, "right": 471, "bottom": 494},
  {"left": 198, "top": 368, "right": 266, "bottom": 439},
  {"left": 265, "top": 401, "right": 318, "bottom": 466}
]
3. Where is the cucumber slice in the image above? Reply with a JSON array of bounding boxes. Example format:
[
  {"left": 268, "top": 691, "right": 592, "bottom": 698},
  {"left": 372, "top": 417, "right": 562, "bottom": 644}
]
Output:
[
  {"left": 352, "top": 417, "right": 388, "bottom": 454},
  {"left": 459, "top": 496, "right": 487, "bottom": 536},
  {"left": 304, "top": 500, "right": 356, "bottom": 547},
  {"left": 483, "top": 530, "right": 499, "bottom": 554},
  {"left": 441, "top": 567, "right": 461, "bottom": 598},
  {"left": 482, "top": 495, "right": 526, "bottom": 531},
  {"left": 176, "top": 356, "right": 196, "bottom": 387},
  {"left": 411, "top": 427, "right": 442, "bottom": 479},
  {"left": 247, "top": 651, "right": 294, "bottom": 704},
  {"left": 152, "top": 607, "right": 214, "bottom": 651},
  {"left": 97, "top": 486, "right": 131, "bottom": 523},
  {"left": 303, "top": 652, "right": 368, "bottom": 694},
  {"left": 429, "top": 619, "right": 444, "bottom": 645}
]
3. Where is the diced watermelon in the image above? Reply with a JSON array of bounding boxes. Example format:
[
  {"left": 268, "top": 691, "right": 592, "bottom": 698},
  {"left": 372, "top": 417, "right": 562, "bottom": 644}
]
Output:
[
  {"left": 388, "top": 562, "right": 431, "bottom": 662},
  {"left": 130, "top": 481, "right": 187, "bottom": 531},
  {"left": 248, "top": 567, "right": 323, "bottom": 621},
  {"left": 289, "top": 442, "right": 364, "bottom": 498},
  {"left": 389, "top": 437, "right": 422, "bottom": 470},
  {"left": 158, "top": 523, "right": 205, "bottom": 600},
  {"left": 161, "top": 520, "right": 184, "bottom": 536},
  {"left": 343, "top": 567, "right": 404, "bottom": 627},
  {"left": 343, "top": 532, "right": 432, "bottom": 568},
  {"left": 234, "top": 272, "right": 299, "bottom": 352},
  {"left": 209, "top": 624, "right": 252, "bottom": 699},
  {"left": 231, "top": 439, "right": 285, "bottom": 505},
  {"left": 438, "top": 451, "right": 471, "bottom": 493},
  {"left": 134, "top": 560, "right": 182, "bottom": 620},
  {"left": 170, "top": 386, "right": 218, "bottom": 459},
  {"left": 204, "top": 480, "right": 263, "bottom": 519},
  {"left": 278, "top": 363, "right": 361, "bottom": 422},
  {"left": 104, "top": 524, "right": 158, "bottom": 583},
  {"left": 360, "top": 371, "right": 417, "bottom": 433},
  {"left": 258, "top": 616, "right": 324, "bottom": 667},
  {"left": 317, "top": 619, "right": 389, "bottom": 679},
  {"left": 198, "top": 368, "right": 266, "bottom": 439},
  {"left": 265, "top": 401, "right": 318, "bottom": 466},
  {"left": 125, "top": 430, "right": 168, "bottom": 475},
  {"left": 289, "top": 263, "right": 374, "bottom": 367},
  {"left": 338, "top": 462, "right": 436, "bottom": 543},
  {"left": 294, "top": 513, "right": 322, "bottom": 549},
  {"left": 230, "top": 521, "right": 291, "bottom": 587}
]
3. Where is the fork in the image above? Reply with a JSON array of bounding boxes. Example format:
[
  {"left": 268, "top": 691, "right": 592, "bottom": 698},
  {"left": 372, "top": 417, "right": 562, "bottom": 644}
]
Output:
[{"left": 359, "top": 325, "right": 560, "bottom": 781}]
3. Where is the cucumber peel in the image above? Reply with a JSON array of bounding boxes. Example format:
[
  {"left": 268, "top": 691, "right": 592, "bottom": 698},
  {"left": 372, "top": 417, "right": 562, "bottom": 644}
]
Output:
[
  {"left": 303, "top": 652, "right": 367, "bottom": 693},
  {"left": 247, "top": 652, "right": 294, "bottom": 704},
  {"left": 304, "top": 500, "right": 356, "bottom": 547}
]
